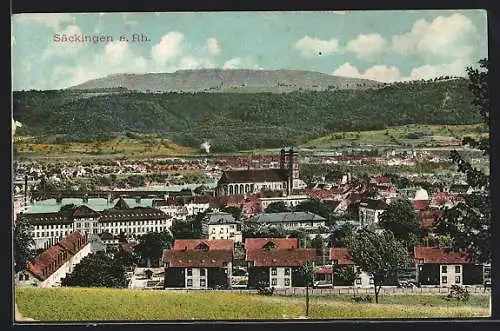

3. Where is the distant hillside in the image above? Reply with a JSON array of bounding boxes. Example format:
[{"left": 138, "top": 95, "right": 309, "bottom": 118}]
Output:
[
  {"left": 13, "top": 78, "right": 481, "bottom": 152},
  {"left": 68, "top": 69, "right": 383, "bottom": 93}
]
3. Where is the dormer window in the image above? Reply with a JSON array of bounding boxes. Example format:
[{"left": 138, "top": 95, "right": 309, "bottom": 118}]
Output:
[
  {"left": 195, "top": 242, "right": 210, "bottom": 251},
  {"left": 263, "top": 241, "right": 276, "bottom": 251}
]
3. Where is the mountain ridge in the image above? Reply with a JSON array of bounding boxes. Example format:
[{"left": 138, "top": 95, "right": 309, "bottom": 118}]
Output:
[{"left": 68, "top": 69, "right": 384, "bottom": 93}]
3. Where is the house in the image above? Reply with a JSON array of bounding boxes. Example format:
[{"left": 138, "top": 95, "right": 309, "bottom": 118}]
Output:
[
  {"left": 15, "top": 231, "right": 91, "bottom": 288},
  {"left": 399, "top": 187, "right": 430, "bottom": 210},
  {"left": 202, "top": 212, "right": 243, "bottom": 243},
  {"left": 244, "top": 238, "right": 298, "bottom": 251},
  {"left": 245, "top": 243, "right": 316, "bottom": 289},
  {"left": 329, "top": 248, "right": 374, "bottom": 288},
  {"left": 153, "top": 196, "right": 211, "bottom": 219},
  {"left": 414, "top": 247, "right": 484, "bottom": 287},
  {"left": 246, "top": 211, "right": 327, "bottom": 231},
  {"left": 163, "top": 239, "right": 233, "bottom": 289},
  {"left": 358, "top": 198, "right": 388, "bottom": 230},
  {"left": 98, "top": 232, "right": 120, "bottom": 247}
]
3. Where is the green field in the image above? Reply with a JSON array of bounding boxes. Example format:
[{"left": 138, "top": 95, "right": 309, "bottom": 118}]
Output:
[
  {"left": 303, "top": 124, "right": 487, "bottom": 149},
  {"left": 15, "top": 287, "right": 490, "bottom": 321}
]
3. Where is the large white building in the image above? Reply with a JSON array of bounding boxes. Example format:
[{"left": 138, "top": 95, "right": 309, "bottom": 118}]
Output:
[
  {"left": 15, "top": 231, "right": 91, "bottom": 288},
  {"left": 246, "top": 211, "right": 327, "bottom": 231},
  {"left": 260, "top": 195, "right": 309, "bottom": 211},
  {"left": 153, "top": 196, "right": 211, "bottom": 220},
  {"left": 358, "top": 198, "right": 389, "bottom": 230},
  {"left": 25, "top": 198, "right": 170, "bottom": 250}
]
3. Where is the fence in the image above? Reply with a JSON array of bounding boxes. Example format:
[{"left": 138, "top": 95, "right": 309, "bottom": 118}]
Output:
[{"left": 162, "top": 286, "right": 490, "bottom": 296}]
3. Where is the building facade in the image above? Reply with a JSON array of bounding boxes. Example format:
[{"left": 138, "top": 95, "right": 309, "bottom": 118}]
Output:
[
  {"left": 358, "top": 198, "right": 388, "bottom": 230},
  {"left": 246, "top": 211, "right": 327, "bottom": 231},
  {"left": 202, "top": 212, "right": 243, "bottom": 243}
]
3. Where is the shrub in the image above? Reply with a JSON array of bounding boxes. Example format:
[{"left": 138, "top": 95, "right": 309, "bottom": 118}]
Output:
[
  {"left": 256, "top": 281, "right": 274, "bottom": 296},
  {"left": 351, "top": 295, "right": 373, "bottom": 303},
  {"left": 444, "top": 285, "right": 470, "bottom": 302}
]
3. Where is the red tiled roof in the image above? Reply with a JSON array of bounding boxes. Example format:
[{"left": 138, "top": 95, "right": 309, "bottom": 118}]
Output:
[
  {"left": 162, "top": 250, "right": 233, "bottom": 268},
  {"left": 28, "top": 231, "right": 89, "bottom": 281},
  {"left": 172, "top": 239, "right": 233, "bottom": 251},
  {"left": 245, "top": 248, "right": 316, "bottom": 267},
  {"left": 71, "top": 205, "right": 101, "bottom": 218},
  {"left": 413, "top": 247, "right": 471, "bottom": 264},
  {"left": 329, "top": 248, "right": 355, "bottom": 265},
  {"left": 413, "top": 200, "right": 430, "bottom": 211},
  {"left": 244, "top": 238, "right": 298, "bottom": 251}
]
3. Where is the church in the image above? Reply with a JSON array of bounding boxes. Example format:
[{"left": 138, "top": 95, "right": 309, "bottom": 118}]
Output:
[{"left": 216, "top": 148, "right": 305, "bottom": 196}]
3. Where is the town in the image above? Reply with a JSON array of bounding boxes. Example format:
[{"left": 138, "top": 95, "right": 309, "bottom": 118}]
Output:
[{"left": 13, "top": 146, "right": 491, "bottom": 293}]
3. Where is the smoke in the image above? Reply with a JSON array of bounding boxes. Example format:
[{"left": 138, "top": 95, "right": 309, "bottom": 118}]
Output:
[
  {"left": 200, "top": 140, "right": 211, "bottom": 154},
  {"left": 12, "top": 119, "right": 22, "bottom": 139}
]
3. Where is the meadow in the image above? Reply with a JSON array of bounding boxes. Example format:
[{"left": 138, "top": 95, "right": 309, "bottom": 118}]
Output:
[{"left": 15, "top": 287, "right": 490, "bottom": 321}]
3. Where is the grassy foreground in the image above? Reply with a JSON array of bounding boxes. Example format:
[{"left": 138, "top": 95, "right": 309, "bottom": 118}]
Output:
[{"left": 16, "top": 287, "right": 490, "bottom": 321}]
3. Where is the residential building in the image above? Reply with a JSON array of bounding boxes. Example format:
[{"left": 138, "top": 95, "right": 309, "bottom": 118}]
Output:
[
  {"left": 153, "top": 196, "right": 211, "bottom": 220},
  {"left": 163, "top": 239, "right": 233, "bottom": 289},
  {"left": 202, "top": 212, "right": 243, "bottom": 243},
  {"left": 330, "top": 248, "right": 375, "bottom": 288},
  {"left": 244, "top": 238, "right": 298, "bottom": 251},
  {"left": 245, "top": 241, "right": 315, "bottom": 289},
  {"left": 246, "top": 211, "right": 327, "bottom": 231},
  {"left": 358, "top": 198, "right": 388, "bottom": 230},
  {"left": 15, "top": 231, "right": 91, "bottom": 288},
  {"left": 414, "top": 247, "right": 484, "bottom": 287}
]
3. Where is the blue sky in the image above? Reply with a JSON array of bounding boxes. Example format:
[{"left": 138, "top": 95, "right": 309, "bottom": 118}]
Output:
[{"left": 11, "top": 10, "right": 488, "bottom": 90}]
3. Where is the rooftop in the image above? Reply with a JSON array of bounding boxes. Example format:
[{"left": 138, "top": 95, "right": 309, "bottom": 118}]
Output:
[{"left": 247, "top": 211, "right": 326, "bottom": 224}]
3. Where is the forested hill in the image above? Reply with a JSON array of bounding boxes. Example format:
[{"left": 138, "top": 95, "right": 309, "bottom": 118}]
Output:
[
  {"left": 68, "top": 69, "right": 382, "bottom": 93},
  {"left": 13, "top": 78, "right": 480, "bottom": 152}
]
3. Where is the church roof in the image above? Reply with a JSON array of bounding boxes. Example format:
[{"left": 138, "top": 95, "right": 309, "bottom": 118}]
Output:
[{"left": 218, "top": 169, "right": 288, "bottom": 184}]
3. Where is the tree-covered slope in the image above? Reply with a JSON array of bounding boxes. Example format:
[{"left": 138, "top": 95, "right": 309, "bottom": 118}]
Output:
[{"left": 13, "top": 78, "right": 481, "bottom": 152}]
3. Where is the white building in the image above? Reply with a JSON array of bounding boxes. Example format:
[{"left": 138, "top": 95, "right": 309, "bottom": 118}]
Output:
[
  {"left": 25, "top": 199, "right": 170, "bottom": 250},
  {"left": 15, "top": 231, "right": 91, "bottom": 288},
  {"left": 202, "top": 212, "right": 243, "bottom": 244},
  {"left": 153, "top": 198, "right": 210, "bottom": 220},
  {"left": 358, "top": 198, "right": 389, "bottom": 230}
]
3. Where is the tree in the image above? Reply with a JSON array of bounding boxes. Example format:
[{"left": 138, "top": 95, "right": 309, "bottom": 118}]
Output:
[
  {"left": 294, "top": 199, "right": 330, "bottom": 219},
  {"left": 379, "top": 198, "right": 421, "bottom": 243},
  {"left": 348, "top": 229, "right": 411, "bottom": 303},
  {"left": 134, "top": 231, "right": 173, "bottom": 267},
  {"left": 299, "top": 262, "right": 315, "bottom": 317},
  {"left": 264, "top": 201, "right": 290, "bottom": 213},
  {"left": 14, "top": 214, "right": 35, "bottom": 273},
  {"left": 218, "top": 206, "right": 241, "bottom": 220},
  {"left": 61, "top": 252, "right": 127, "bottom": 288},
  {"left": 435, "top": 58, "right": 491, "bottom": 264},
  {"left": 329, "top": 222, "right": 357, "bottom": 248}
]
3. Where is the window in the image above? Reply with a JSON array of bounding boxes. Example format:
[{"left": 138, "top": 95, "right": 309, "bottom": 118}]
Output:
[
  {"left": 455, "top": 276, "right": 461, "bottom": 284},
  {"left": 355, "top": 278, "right": 362, "bottom": 285},
  {"left": 285, "top": 278, "right": 290, "bottom": 286},
  {"left": 187, "top": 268, "right": 192, "bottom": 276},
  {"left": 24, "top": 274, "right": 29, "bottom": 281},
  {"left": 200, "top": 279, "right": 206, "bottom": 287},
  {"left": 419, "top": 259, "right": 424, "bottom": 264},
  {"left": 19, "top": 274, "right": 23, "bottom": 281},
  {"left": 455, "top": 266, "right": 461, "bottom": 273},
  {"left": 369, "top": 278, "right": 374, "bottom": 285},
  {"left": 442, "top": 276, "right": 448, "bottom": 284},
  {"left": 442, "top": 266, "right": 448, "bottom": 273},
  {"left": 271, "top": 268, "right": 277, "bottom": 276},
  {"left": 200, "top": 269, "right": 206, "bottom": 276},
  {"left": 333, "top": 260, "right": 339, "bottom": 265},
  {"left": 271, "top": 278, "right": 277, "bottom": 286},
  {"left": 187, "top": 279, "right": 193, "bottom": 287},
  {"left": 284, "top": 268, "right": 291, "bottom": 276}
]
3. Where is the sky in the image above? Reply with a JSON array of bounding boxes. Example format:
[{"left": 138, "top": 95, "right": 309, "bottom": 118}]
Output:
[{"left": 11, "top": 10, "right": 488, "bottom": 91}]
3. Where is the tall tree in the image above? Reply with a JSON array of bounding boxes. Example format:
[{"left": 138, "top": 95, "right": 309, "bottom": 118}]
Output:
[
  {"left": 14, "top": 213, "right": 35, "bottom": 273},
  {"left": 134, "top": 231, "right": 173, "bottom": 267},
  {"left": 435, "top": 58, "right": 491, "bottom": 264},
  {"left": 299, "top": 262, "right": 315, "bottom": 317},
  {"left": 379, "top": 198, "right": 421, "bottom": 242},
  {"left": 348, "top": 229, "right": 411, "bottom": 303},
  {"left": 294, "top": 199, "right": 330, "bottom": 219}
]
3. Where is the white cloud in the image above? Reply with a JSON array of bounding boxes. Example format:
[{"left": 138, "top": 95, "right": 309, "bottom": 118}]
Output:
[
  {"left": 205, "top": 38, "right": 221, "bottom": 55},
  {"left": 14, "top": 13, "right": 75, "bottom": 30},
  {"left": 405, "top": 56, "right": 469, "bottom": 81},
  {"left": 392, "top": 13, "right": 478, "bottom": 60},
  {"left": 332, "top": 11, "right": 347, "bottom": 15},
  {"left": 222, "top": 57, "right": 263, "bottom": 70},
  {"left": 334, "top": 62, "right": 401, "bottom": 83},
  {"left": 11, "top": 36, "right": 15, "bottom": 46},
  {"left": 178, "top": 56, "right": 215, "bottom": 70},
  {"left": 346, "top": 33, "right": 387, "bottom": 59},
  {"left": 151, "top": 31, "right": 184, "bottom": 67},
  {"left": 294, "top": 36, "right": 340, "bottom": 57},
  {"left": 122, "top": 13, "right": 138, "bottom": 25},
  {"left": 104, "top": 41, "right": 130, "bottom": 66},
  {"left": 42, "top": 25, "right": 86, "bottom": 59}
]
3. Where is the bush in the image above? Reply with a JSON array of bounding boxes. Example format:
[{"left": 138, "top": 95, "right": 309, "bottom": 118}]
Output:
[
  {"left": 444, "top": 285, "right": 470, "bottom": 302},
  {"left": 351, "top": 295, "right": 373, "bottom": 303},
  {"left": 256, "top": 281, "right": 274, "bottom": 296}
]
